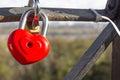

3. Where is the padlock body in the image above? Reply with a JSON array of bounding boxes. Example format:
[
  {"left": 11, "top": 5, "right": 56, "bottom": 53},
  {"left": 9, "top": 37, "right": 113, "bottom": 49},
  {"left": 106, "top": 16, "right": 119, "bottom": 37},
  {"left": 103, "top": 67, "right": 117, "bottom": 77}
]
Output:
[{"left": 8, "top": 29, "right": 50, "bottom": 65}]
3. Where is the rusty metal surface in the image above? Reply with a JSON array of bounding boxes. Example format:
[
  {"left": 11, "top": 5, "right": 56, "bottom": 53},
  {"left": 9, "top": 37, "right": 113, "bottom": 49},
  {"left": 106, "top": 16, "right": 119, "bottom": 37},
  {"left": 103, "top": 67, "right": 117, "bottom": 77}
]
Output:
[{"left": 0, "top": 7, "right": 107, "bottom": 22}]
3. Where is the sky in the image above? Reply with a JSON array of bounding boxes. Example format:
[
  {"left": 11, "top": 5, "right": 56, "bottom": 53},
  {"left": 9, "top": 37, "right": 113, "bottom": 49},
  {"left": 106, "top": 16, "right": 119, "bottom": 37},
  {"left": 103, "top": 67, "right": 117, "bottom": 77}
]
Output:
[{"left": 0, "top": 0, "right": 108, "bottom": 9}]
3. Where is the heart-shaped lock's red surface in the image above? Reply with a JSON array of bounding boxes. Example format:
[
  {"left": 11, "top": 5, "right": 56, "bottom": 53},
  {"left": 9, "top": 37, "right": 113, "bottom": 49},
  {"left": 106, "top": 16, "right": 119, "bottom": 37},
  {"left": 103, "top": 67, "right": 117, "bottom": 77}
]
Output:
[{"left": 7, "top": 29, "right": 50, "bottom": 65}]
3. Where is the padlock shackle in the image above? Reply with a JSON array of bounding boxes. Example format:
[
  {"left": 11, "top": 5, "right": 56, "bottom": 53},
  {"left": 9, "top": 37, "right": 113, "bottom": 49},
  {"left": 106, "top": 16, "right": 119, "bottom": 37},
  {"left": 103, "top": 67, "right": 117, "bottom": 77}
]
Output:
[
  {"left": 19, "top": 9, "right": 49, "bottom": 37},
  {"left": 33, "top": 0, "right": 41, "bottom": 17},
  {"left": 40, "top": 11, "right": 49, "bottom": 37},
  {"left": 19, "top": 9, "right": 34, "bottom": 29}
]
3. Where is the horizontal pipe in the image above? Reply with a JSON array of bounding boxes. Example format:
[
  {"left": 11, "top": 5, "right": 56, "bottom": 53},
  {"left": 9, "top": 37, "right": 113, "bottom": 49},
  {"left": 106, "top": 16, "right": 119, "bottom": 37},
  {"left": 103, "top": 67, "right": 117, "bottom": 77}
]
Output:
[{"left": 0, "top": 7, "right": 109, "bottom": 22}]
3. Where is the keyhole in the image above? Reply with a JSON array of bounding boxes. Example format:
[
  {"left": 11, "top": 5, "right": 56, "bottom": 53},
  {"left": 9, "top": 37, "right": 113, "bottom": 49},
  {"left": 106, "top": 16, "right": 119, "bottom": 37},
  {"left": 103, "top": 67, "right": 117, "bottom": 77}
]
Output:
[{"left": 27, "top": 42, "right": 33, "bottom": 48}]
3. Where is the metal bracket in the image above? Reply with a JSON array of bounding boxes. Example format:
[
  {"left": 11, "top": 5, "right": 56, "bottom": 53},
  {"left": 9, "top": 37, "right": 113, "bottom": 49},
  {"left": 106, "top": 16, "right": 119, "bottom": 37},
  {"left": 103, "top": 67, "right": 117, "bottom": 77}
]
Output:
[{"left": 105, "top": 0, "right": 120, "bottom": 19}]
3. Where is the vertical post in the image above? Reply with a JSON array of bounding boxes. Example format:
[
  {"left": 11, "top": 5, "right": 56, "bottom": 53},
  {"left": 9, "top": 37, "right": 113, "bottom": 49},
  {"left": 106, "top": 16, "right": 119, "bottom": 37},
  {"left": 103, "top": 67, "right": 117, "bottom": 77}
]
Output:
[
  {"left": 28, "top": 0, "right": 33, "bottom": 7},
  {"left": 112, "top": 35, "right": 120, "bottom": 80}
]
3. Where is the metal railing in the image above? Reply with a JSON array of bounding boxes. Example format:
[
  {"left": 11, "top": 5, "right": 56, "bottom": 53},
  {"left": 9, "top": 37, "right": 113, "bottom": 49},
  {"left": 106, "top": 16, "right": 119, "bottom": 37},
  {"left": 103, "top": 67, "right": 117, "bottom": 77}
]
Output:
[{"left": 0, "top": 0, "right": 120, "bottom": 80}]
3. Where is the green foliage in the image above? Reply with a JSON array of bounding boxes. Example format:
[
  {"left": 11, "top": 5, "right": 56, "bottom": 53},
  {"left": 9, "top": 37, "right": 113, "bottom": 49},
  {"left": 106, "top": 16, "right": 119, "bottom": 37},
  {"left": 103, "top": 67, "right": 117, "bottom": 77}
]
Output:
[{"left": 0, "top": 37, "right": 111, "bottom": 80}]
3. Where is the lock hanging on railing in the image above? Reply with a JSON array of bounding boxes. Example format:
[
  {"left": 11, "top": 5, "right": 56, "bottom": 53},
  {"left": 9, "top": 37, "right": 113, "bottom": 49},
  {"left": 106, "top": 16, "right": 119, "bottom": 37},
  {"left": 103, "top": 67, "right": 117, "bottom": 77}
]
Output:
[
  {"left": 26, "top": 0, "right": 42, "bottom": 34},
  {"left": 7, "top": 9, "right": 50, "bottom": 65}
]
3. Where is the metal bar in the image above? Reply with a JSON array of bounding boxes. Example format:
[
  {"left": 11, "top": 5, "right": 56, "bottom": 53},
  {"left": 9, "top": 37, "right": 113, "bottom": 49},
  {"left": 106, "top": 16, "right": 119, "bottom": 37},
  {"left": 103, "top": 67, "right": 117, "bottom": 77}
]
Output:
[
  {"left": 105, "top": 0, "right": 120, "bottom": 19},
  {"left": 63, "top": 19, "right": 120, "bottom": 80},
  {"left": 28, "top": 0, "right": 33, "bottom": 7},
  {"left": 0, "top": 7, "right": 108, "bottom": 22},
  {"left": 112, "top": 35, "right": 120, "bottom": 80}
]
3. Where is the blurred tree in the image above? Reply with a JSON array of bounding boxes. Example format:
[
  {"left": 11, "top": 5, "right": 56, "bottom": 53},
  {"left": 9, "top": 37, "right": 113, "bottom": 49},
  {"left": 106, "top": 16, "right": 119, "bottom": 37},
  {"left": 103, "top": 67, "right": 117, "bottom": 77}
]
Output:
[{"left": 0, "top": 37, "right": 111, "bottom": 80}]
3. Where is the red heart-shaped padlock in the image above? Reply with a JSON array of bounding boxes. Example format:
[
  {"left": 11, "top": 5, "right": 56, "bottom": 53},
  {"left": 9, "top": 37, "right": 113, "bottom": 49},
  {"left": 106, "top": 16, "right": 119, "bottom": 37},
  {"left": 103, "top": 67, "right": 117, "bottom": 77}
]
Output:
[{"left": 8, "top": 29, "right": 50, "bottom": 65}]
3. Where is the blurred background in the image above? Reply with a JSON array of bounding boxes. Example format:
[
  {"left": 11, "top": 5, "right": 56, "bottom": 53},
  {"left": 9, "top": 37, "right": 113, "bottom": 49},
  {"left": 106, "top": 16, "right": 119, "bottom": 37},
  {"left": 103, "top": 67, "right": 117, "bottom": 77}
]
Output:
[{"left": 0, "top": 0, "right": 112, "bottom": 80}]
